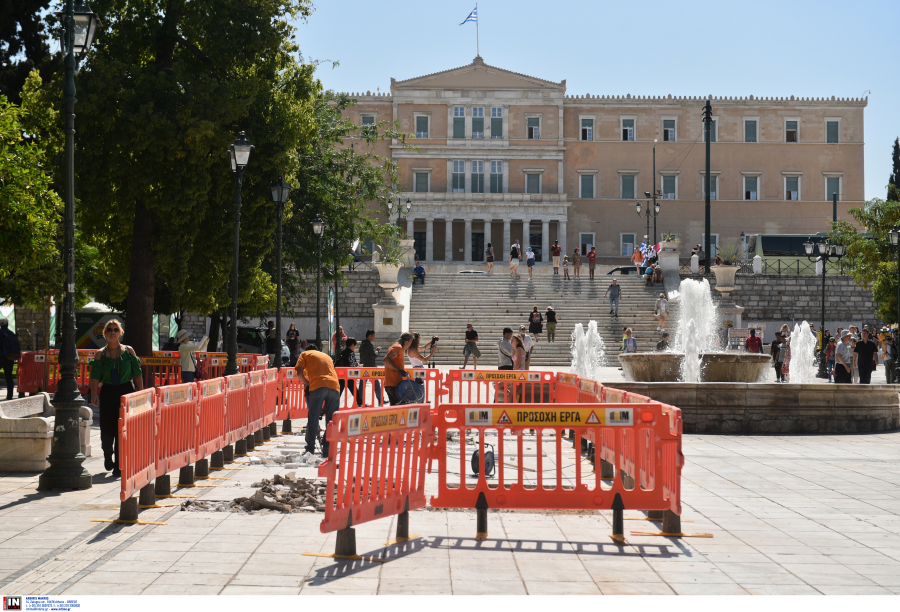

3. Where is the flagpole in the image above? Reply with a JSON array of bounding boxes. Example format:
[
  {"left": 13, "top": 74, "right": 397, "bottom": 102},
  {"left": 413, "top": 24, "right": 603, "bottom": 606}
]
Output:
[{"left": 476, "top": 3, "right": 479, "bottom": 56}]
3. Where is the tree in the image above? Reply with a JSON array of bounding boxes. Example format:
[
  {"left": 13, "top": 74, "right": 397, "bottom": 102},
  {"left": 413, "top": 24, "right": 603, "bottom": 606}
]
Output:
[
  {"left": 0, "top": 1, "right": 53, "bottom": 105},
  {"left": 830, "top": 198, "right": 900, "bottom": 323},
  {"left": 74, "top": 0, "right": 320, "bottom": 355},
  {"left": 889, "top": 137, "right": 900, "bottom": 201}
]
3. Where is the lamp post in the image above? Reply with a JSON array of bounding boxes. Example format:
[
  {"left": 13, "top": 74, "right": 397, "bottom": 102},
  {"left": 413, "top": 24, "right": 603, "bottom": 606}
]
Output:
[
  {"left": 389, "top": 197, "right": 412, "bottom": 228},
  {"left": 312, "top": 214, "right": 326, "bottom": 351},
  {"left": 635, "top": 199, "right": 660, "bottom": 249},
  {"left": 224, "top": 132, "right": 254, "bottom": 376},
  {"left": 38, "top": 0, "right": 98, "bottom": 491},
  {"left": 803, "top": 237, "right": 845, "bottom": 378},
  {"left": 890, "top": 227, "right": 900, "bottom": 380},
  {"left": 269, "top": 177, "right": 291, "bottom": 369}
]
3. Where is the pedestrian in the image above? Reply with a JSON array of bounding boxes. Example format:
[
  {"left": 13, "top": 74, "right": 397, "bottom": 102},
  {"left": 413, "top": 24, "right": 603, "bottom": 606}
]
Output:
[
  {"left": 161, "top": 336, "right": 179, "bottom": 351},
  {"left": 572, "top": 248, "right": 582, "bottom": 278},
  {"left": 518, "top": 325, "right": 535, "bottom": 369},
  {"left": 177, "top": 329, "right": 209, "bottom": 383},
  {"left": 605, "top": 278, "right": 623, "bottom": 319},
  {"left": 550, "top": 240, "right": 562, "bottom": 274},
  {"left": 782, "top": 337, "right": 792, "bottom": 382},
  {"left": 771, "top": 333, "right": 785, "bottom": 382},
  {"left": 486, "top": 242, "right": 494, "bottom": 274},
  {"left": 0, "top": 318, "right": 20, "bottom": 401},
  {"left": 780, "top": 324, "right": 791, "bottom": 340},
  {"left": 656, "top": 332, "right": 670, "bottom": 351},
  {"left": 744, "top": 328, "right": 762, "bottom": 353},
  {"left": 265, "top": 321, "right": 278, "bottom": 366},
  {"left": 382, "top": 332, "right": 414, "bottom": 405},
  {"left": 562, "top": 255, "right": 570, "bottom": 279},
  {"left": 656, "top": 293, "right": 668, "bottom": 332},
  {"left": 850, "top": 337, "right": 860, "bottom": 384},
  {"left": 587, "top": 247, "right": 597, "bottom": 280},
  {"left": 622, "top": 328, "right": 637, "bottom": 354},
  {"left": 296, "top": 345, "right": 340, "bottom": 456},
  {"left": 834, "top": 330, "right": 853, "bottom": 383},
  {"left": 407, "top": 333, "right": 436, "bottom": 369},
  {"left": 643, "top": 263, "right": 655, "bottom": 286},
  {"left": 526, "top": 247, "right": 536, "bottom": 278},
  {"left": 89, "top": 319, "right": 143, "bottom": 477},
  {"left": 509, "top": 241, "right": 521, "bottom": 278},
  {"left": 528, "top": 306, "right": 543, "bottom": 342},
  {"left": 545, "top": 307, "right": 559, "bottom": 342},
  {"left": 461, "top": 323, "right": 480, "bottom": 369},
  {"left": 357, "top": 330, "right": 382, "bottom": 406},
  {"left": 825, "top": 337, "right": 836, "bottom": 383},
  {"left": 413, "top": 261, "right": 426, "bottom": 285},
  {"left": 512, "top": 334, "right": 528, "bottom": 370},
  {"left": 286, "top": 323, "right": 300, "bottom": 365},
  {"left": 617, "top": 326, "right": 628, "bottom": 370},
  {"left": 632, "top": 243, "right": 644, "bottom": 273},
  {"left": 332, "top": 326, "right": 347, "bottom": 354},
  {"left": 887, "top": 330, "right": 899, "bottom": 385},
  {"left": 337, "top": 338, "right": 360, "bottom": 406},
  {"left": 497, "top": 328, "right": 514, "bottom": 370},
  {"left": 854, "top": 329, "right": 878, "bottom": 385}
]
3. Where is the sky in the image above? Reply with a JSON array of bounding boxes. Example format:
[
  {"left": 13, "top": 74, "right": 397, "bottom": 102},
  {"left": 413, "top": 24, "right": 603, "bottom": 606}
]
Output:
[{"left": 297, "top": 0, "right": 899, "bottom": 202}]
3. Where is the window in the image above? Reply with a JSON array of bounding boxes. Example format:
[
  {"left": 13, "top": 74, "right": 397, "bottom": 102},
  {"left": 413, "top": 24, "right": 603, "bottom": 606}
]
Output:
[
  {"left": 471, "top": 160, "right": 484, "bottom": 193},
  {"left": 452, "top": 161, "right": 465, "bottom": 193},
  {"left": 786, "top": 120, "right": 798, "bottom": 143},
  {"left": 491, "top": 107, "right": 503, "bottom": 139},
  {"left": 621, "top": 234, "right": 636, "bottom": 257},
  {"left": 662, "top": 175, "right": 676, "bottom": 199},
  {"left": 580, "top": 174, "right": 594, "bottom": 199},
  {"left": 580, "top": 233, "right": 595, "bottom": 254},
  {"left": 526, "top": 173, "right": 541, "bottom": 194},
  {"left": 452, "top": 107, "right": 465, "bottom": 139},
  {"left": 827, "top": 176, "right": 841, "bottom": 201},
  {"left": 826, "top": 121, "right": 839, "bottom": 143},
  {"left": 622, "top": 118, "right": 634, "bottom": 141},
  {"left": 709, "top": 120, "right": 716, "bottom": 142},
  {"left": 663, "top": 119, "right": 676, "bottom": 142},
  {"left": 490, "top": 161, "right": 503, "bottom": 193},
  {"left": 744, "top": 120, "right": 757, "bottom": 143},
  {"left": 414, "top": 172, "right": 429, "bottom": 193},
  {"left": 472, "top": 107, "right": 484, "bottom": 139},
  {"left": 703, "top": 175, "right": 717, "bottom": 200},
  {"left": 621, "top": 174, "right": 635, "bottom": 199},
  {"left": 415, "top": 116, "right": 429, "bottom": 138},
  {"left": 701, "top": 234, "right": 719, "bottom": 254},
  {"left": 581, "top": 119, "right": 593, "bottom": 141},
  {"left": 361, "top": 115, "right": 375, "bottom": 126},
  {"left": 527, "top": 117, "right": 540, "bottom": 139},
  {"left": 744, "top": 176, "right": 758, "bottom": 200},
  {"left": 785, "top": 176, "right": 799, "bottom": 201}
]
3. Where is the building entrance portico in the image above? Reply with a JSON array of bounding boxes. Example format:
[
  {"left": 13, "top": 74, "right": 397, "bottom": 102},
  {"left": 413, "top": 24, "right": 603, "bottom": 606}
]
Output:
[{"left": 403, "top": 193, "right": 569, "bottom": 264}]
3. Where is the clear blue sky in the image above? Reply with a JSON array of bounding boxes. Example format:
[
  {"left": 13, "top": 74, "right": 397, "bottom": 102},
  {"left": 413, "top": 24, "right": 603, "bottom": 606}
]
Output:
[{"left": 298, "top": 0, "right": 898, "bottom": 202}]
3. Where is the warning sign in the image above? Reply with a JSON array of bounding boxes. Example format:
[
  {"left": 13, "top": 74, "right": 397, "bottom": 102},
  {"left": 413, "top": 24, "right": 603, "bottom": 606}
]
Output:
[
  {"left": 140, "top": 357, "right": 179, "bottom": 366},
  {"left": 460, "top": 371, "right": 539, "bottom": 382},
  {"left": 163, "top": 386, "right": 192, "bottom": 405},
  {"left": 347, "top": 407, "right": 421, "bottom": 436},
  {"left": 343, "top": 368, "right": 423, "bottom": 380},
  {"left": 558, "top": 373, "right": 577, "bottom": 385},
  {"left": 127, "top": 391, "right": 154, "bottom": 414},
  {"left": 250, "top": 371, "right": 262, "bottom": 385},
  {"left": 462, "top": 405, "right": 634, "bottom": 427},
  {"left": 227, "top": 376, "right": 245, "bottom": 390},
  {"left": 202, "top": 380, "right": 222, "bottom": 398}
]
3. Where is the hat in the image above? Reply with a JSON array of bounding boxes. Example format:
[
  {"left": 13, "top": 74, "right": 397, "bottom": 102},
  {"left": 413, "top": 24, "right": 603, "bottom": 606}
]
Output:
[
  {"left": 0, "top": 318, "right": 7, "bottom": 326},
  {"left": 176, "top": 330, "right": 190, "bottom": 342},
  {"left": 840, "top": 329, "right": 851, "bottom": 338},
  {"left": 661, "top": 332, "right": 669, "bottom": 337},
  {"left": 519, "top": 325, "right": 526, "bottom": 329}
]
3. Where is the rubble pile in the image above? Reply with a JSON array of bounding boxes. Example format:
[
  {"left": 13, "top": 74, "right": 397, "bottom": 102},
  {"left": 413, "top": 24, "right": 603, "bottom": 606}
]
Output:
[{"left": 180, "top": 472, "right": 329, "bottom": 515}]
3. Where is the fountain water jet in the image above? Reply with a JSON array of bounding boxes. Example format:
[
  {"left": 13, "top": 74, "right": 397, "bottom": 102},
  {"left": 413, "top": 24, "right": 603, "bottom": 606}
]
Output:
[
  {"left": 788, "top": 321, "right": 818, "bottom": 384},
  {"left": 570, "top": 321, "right": 607, "bottom": 380}
]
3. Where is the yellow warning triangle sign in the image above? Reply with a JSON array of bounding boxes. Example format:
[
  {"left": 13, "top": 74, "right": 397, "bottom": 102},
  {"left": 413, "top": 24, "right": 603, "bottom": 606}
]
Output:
[
  {"left": 362, "top": 417, "right": 369, "bottom": 431},
  {"left": 477, "top": 373, "right": 484, "bottom": 380},
  {"left": 497, "top": 410, "right": 512, "bottom": 425},
  {"left": 362, "top": 370, "right": 370, "bottom": 377},
  {"left": 519, "top": 374, "right": 526, "bottom": 380},
  {"left": 400, "top": 413, "right": 406, "bottom": 426},
  {"left": 586, "top": 411, "right": 600, "bottom": 425}
]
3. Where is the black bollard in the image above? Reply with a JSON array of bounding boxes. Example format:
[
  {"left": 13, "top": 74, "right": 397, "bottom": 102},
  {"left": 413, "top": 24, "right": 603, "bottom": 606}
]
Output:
[
  {"left": 262, "top": 427, "right": 271, "bottom": 441},
  {"left": 269, "top": 422, "right": 278, "bottom": 437},
  {"left": 224, "top": 444, "right": 235, "bottom": 461},
  {"left": 648, "top": 510, "right": 664, "bottom": 520},
  {"left": 611, "top": 493, "right": 625, "bottom": 542},
  {"left": 178, "top": 465, "right": 194, "bottom": 486},
  {"left": 119, "top": 497, "right": 139, "bottom": 522},
  {"left": 155, "top": 474, "right": 171, "bottom": 496},
  {"left": 600, "top": 459, "right": 615, "bottom": 479},
  {"left": 210, "top": 450, "right": 224, "bottom": 469},
  {"left": 396, "top": 497, "right": 410, "bottom": 539},
  {"left": 581, "top": 437, "right": 588, "bottom": 453},
  {"left": 195, "top": 458, "right": 209, "bottom": 478},
  {"left": 475, "top": 491, "right": 489, "bottom": 541},
  {"left": 138, "top": 483, "right": 155, "bottom": 508},
  {"left": 245, "top": 434, "right": 255, "bottom": 451},
  {"left": 662, "top": 510, "right": 681, "bottom": 534},
  {"left": 254, "top": 429, "right": 264, "bottom": 445},
  {"left": 282, "top": 419, "right": 292, "bottom": 433},
  {"left": 335, "top": 515, "right": 356, "bottom": 557}
]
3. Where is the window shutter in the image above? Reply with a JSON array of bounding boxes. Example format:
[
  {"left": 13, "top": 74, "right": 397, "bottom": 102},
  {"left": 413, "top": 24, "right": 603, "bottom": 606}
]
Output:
[
  {"left": 527, "top": 117, "right": 539, "bottom": 128},
  {"left": 622, "top": 175, "right": 634, "bottom": 199},
  {"left": 472, "top": 117, "right": 484, "bottom": 136},
  {"left": 745, "top": 121, "right": 757, "bottom": 142},
  {"left": 827, "top": 122, "right": 839, "bottom": 143},
  {"left": 491, "top": 117, "right": 502, "bottom": 138},
  {"left": 361, "top": 116, "right": 374, "bottom": 125},
  {"left": 663, "top": 120, "right": 675, "bottom": 129},
  {"left": 709, "top": 121, "right": 716, "bottom": 142},
  {"left": 709, "top": 176, "right": 717, "bottom": 199},
  {"left": 526, "top": 174, "right": 540, "bottom": 194},
  {"left": 663, "top": 175, "right": 675, "bottom": 197},
  {"left": 490, "top": 174, "right": 502, "bottom": 193},
  {"left": 453, "top": 117, "right": 465, "bottom": 139},
  {"left": 415, "top": 173, "right": 428, "bottom": 193},
  {"left": 580, "top": 175, "right": 594, "bottom": 199},
  {"left": 827, "top": 177, "right": 840, "bottom": 201},
  {"left": 416, "top": 116, "right": 428, "bottom": 136}
]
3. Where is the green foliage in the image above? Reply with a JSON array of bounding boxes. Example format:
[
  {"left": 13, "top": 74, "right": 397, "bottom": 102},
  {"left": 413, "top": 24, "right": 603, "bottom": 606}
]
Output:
[
  {"left": 0, "top": 94, "right": 62, "bottom": 282},
  {"left": 660, "top": 231, "right": 680, "bottom": 243},
  {"left": 0, "top": 1, "right": 53, "bottom": 105},
  {"left": 830, "top": 198, "right": 900, "bottom": 323},
  {"left": 717, "top": 240, "right": 742, "bottom": 265},
  {"left": 889, "top": 137, "right": 900, "bottom": 201}
]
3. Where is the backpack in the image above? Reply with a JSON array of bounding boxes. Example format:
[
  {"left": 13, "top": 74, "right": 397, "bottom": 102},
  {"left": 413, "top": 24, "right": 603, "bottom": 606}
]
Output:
[{"left": 1, "top": 330, "right": 21, "bottom": 361}]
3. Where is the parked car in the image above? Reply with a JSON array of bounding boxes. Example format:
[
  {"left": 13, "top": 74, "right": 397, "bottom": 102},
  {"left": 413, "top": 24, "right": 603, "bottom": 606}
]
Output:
[{"left": 235, "top": 326, "right": 289, "bottom": 364}]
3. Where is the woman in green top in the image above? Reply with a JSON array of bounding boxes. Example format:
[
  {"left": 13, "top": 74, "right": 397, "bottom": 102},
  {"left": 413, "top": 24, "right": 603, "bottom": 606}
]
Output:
[{"left": 89, "top": 319, "right": 143, "bottom": 478}]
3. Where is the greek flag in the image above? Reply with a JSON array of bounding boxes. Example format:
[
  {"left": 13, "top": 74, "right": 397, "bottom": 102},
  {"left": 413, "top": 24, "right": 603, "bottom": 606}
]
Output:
[
  {"left": 639, "top": 241, "right": 648, "bottom": 257},
  {"left": 460, "top": 7, "right": 477, "bottom": 24}
]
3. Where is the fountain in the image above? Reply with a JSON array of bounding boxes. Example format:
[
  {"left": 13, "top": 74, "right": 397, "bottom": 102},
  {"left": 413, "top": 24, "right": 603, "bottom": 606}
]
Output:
[
  {"left": 618, "top": 278, "right": 771, "bottom": 383},
  {"left": 787, "top": 321, "right": 818, "bottom": 384},
  {"left": 570, "top": 321, "right": 607, "bottom": 380}
]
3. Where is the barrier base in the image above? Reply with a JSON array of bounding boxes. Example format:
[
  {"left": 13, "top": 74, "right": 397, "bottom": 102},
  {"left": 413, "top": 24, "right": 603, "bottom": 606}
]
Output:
[
  {"left": 210, "top": 451, "right": 224, "bottom": 469},
  {"left": 282, "top": 419, "right": 292, "bottom": 433},
  {"left": 630, "top": 531, "right": 713, "bottom": 538},
  {"left": 301, "top": 552, "right": 389, "bottom": 563},
  {"left": 384, "top": 534, "right": 421, "bottom": 546},
  {"left": 178, "top": 466, "right": 194, "bottom": 487},
  {"left": 476, "top": 492, "right": 489, "bottom": 541},
  {"left": 269, "top": 422, "right": 279, "bottom": 437},
  {"left": 223, "top": 445, "right": 234, "bottom": 462},
  {"left": 245, "top": 434, "right": 255, "bottom": 451},
  {"left": 262, "top": 427, "right": 271, "bottom": 441},
  {"left": 234, "top": 440, "right": 247, "bottom": 455},
  {"left": 609, "top": 534, "right": 628, "bottom": 544},
  {"left": 90, "top": 497, "right": 166, "bottom": 525},
  {"left": 156, "top": 494, "right": 195, "bottom": 498},
  {"left": 600, "top": 459, "right": 614, "bottom": 479},
  {"left": 195, "top": 459, "right": 210, "bottom": 479},
  {"left": 335, "top": 526, "right": 357, "bottom": 557},
  {"left": 647, "top": 510, "right": 664, "bottom": 520},
  {"left": 138, "top": 483, "right": 155, "bottom": 508},
  {"left": 254, "top": 430, "right": 264, "bottom": 445},
  {"left": 138, "top": 503, "right": 178, "bottom": 509}
]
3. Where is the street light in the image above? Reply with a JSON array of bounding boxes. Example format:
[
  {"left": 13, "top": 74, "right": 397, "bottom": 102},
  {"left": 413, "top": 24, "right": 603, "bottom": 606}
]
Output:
[
  {"left": 643, "top": 191, "right": 662, "bottom": 245},
  {"left": 224, "top": 132, "right": 253, "bottom": 377},
  {"left": 39, "top": 0, "right": 98, "bottom": 491},
  {"left": 269, "top": 177, "right": 291, "bottom": 370},
  {"left": 312, "top": 214, "right": 326, "bottom": 351},
  {"left": 803, "top": 236, "right": 844, "bottom": 379},
  {"left": 389, "top": 197, "right": 412, "bottom": 229},
  {"left": 890, "top": 227, "right": 900, "bottom": 381},
  {"left": 636, "top": 199, "right": 660, "bottom": 252}
]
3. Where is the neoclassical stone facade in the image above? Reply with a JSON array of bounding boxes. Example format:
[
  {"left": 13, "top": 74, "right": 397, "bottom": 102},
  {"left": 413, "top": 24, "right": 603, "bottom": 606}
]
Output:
[{"left": 345, "top": 56, "right": 866, "bottom": 263}]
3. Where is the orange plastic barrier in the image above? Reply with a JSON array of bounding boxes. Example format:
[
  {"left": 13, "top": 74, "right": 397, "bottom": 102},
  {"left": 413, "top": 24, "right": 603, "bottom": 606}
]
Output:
[
  {"left": 224, "top": 373, "right": 250, "bottom": 444},
  {"left": 279, "top": 368, "right": 307, "bottom": 420},
  {"left": 141, "top": 356, "right": 181, "bottom": 389},
  {"left": 118, "top": 388, "right": 158, "bottom": 501},
  {"left": 262, "top": 368, "right": 279, "bottom": 428},
  {"left": 248, "top": 370, "right": 266, "bottom": 433},
  {"left": 152, "top": 351, "right": 179, "bottom": 358},
  {"left": 318, "top": 403, "right": 433, "bottom": 535},
  {"left": 154, "top": 383, "right": 198, "bottom": 476},
  {"left": 333, "top": 367, "right": 441, "bottom": 408},
  {"left": 197, "top": 352, "right": 228, "bottom": 380},
  {"left": 253, "top": 356, "right": 269, "bottom": 371},
  {"left": 17, "top": 350, "right": 95, "bottom": 394},
  {"left": 440, "top": 369, "right": 556, "bottom": 406},
  {"left": 196, "top": 378, "right": 226, "bottom": 460},
  {"left": 428, "top": 402, "right": 682, "bottom": 517}
]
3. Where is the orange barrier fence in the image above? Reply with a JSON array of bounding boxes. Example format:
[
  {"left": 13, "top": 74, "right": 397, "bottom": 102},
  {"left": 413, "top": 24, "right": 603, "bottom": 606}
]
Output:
[
  {"left": 118, "top": 388, "right": 158, "bottom": 501},
  {"left": 196, "top": 378, "right": 226, "bottom": 460},
  {"left": 333, "top": 367, "right": 441, "bottom": 409},
  {"left": 254, "top": 356, "right": 269, "bottom": 371},
  {"left": 155, "top": 383, "right": 197, "bottom": 476},
  {"left": 196, "top": 352, "right": 261, "bottom": 379},
  {"left": 279, "top": 368, "right": 307, "bottom": 420},
  {"left": 224, "top": 374, "right": 249, "bottom": 445},
  {"left": 262, "top": 368, "right": 279, "bottom": 428},
  {"left": 439, "top": 369, "right": 556, "bottom": 406},
  {"left": 16, "top": 350, "right": 95, "bottom": 395},
  {"left": 248, "top": 370, "right": 266, "bottom": 433},
  {"left": 315, "top": 403, "right": 433, "bottom": 557},
  {"left": 141, "top": 356, "right": 182, "bottom": 389}
]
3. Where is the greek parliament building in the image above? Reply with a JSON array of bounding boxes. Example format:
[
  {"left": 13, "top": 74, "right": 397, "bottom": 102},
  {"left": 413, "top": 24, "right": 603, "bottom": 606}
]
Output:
[{"left": 347, "top": 56, "right": 866, "bottom": 263}]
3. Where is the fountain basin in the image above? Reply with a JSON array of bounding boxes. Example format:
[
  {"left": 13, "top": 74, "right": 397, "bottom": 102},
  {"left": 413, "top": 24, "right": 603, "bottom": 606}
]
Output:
[{"left": 619, "top": 352, "right": 772, "bottom": 383}]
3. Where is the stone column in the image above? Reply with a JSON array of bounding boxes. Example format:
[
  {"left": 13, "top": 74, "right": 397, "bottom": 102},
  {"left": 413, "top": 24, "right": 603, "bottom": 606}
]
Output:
[
  {"left": 406, "top": 219, "right": 414, "bottom": 239},
  {"left": 445, "top": 218, "right": 453, "bottom": 262},
  {"left": 503, "top": 219, "right": 511, "bottom": 257},
  {"left": 542, "top": 220, "right": 550, "bottom": 264},
  {"left": 464, "top": 219, "right": 473, "bottom": 263},
  {"left": 559, "top": 220, "right": 568, "bottom": 257},
  {"left": 484, "top": 220, "right": 492, "bottom": 254},
  {"left": 426, "top": 219, "right": 434, "bottom": 262}
]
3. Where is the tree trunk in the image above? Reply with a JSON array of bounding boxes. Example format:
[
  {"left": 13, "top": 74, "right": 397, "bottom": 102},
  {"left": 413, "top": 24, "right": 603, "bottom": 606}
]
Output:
[
  {"left": 208, "top": 313, "right": 220, "bottom": 352},
  {"left": 126, "top": 199, "right": 156, "bottom": 356}
]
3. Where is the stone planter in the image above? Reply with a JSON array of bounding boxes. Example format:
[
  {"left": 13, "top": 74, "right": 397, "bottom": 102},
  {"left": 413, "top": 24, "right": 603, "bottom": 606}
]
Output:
[
  {"left": 400, "top": 238, "right": 416, "bottom": 268},
  {"left": 374, "top": 263, "right": 401, "bottom": 304},
  {"left": 711, "top": 264, "right": 739, "bottom": 291},
  {"left": 660, "top": 241, "right": 680, "bottom": 252}
]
